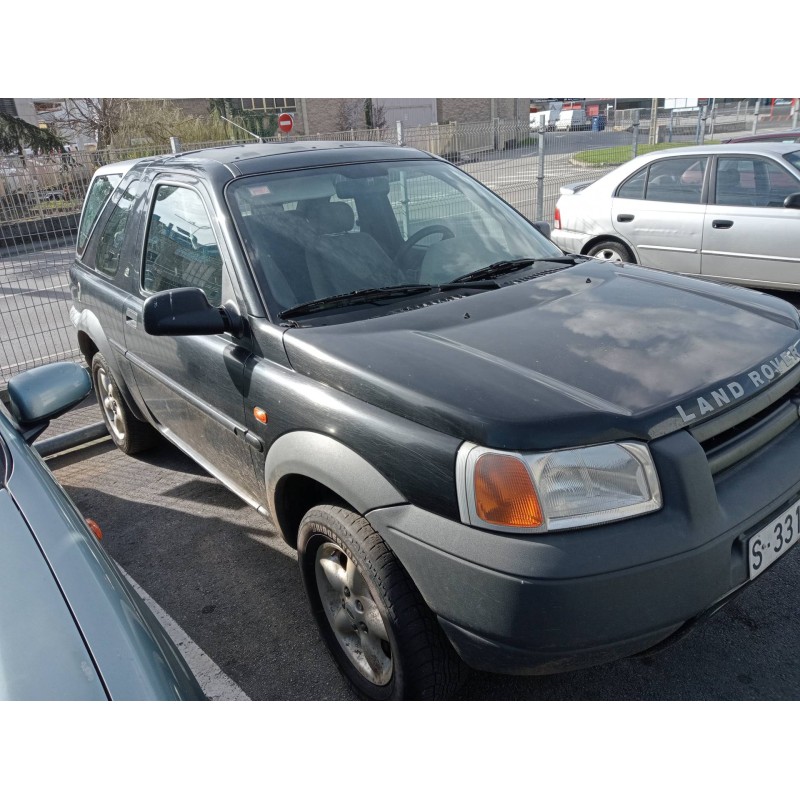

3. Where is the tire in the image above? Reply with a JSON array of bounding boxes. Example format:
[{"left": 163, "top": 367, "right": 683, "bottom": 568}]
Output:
[
  {"left": 298, "top": 504, "right": 468, "bottom": 700},
  {"left": 91, "top": 352, "right": 159, "bottom": 455},
  {"left": 586, "top": 239, "right": 634, "bottom": 264}
]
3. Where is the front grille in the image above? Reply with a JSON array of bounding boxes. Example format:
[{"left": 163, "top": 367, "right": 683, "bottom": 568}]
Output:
[{"left": 690, "top": 378, "right": 800, "bottom": 475}]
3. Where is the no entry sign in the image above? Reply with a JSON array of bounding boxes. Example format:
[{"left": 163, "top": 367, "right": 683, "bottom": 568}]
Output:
[{"left": 278, "top": 113, "right": 294, "bottom": 134}]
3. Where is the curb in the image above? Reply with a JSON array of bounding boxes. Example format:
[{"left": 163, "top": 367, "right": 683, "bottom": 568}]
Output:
[{"left": 34, "top": 422, "right": 109, "bottom": 458}]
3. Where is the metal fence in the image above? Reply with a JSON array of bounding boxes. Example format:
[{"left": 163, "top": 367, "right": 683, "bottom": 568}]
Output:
[{"left": 2, "top": 103, "right": 799, "bottom": 386}]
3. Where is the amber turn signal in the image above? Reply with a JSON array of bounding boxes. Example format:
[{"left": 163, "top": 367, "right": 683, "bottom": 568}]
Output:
[
  {"left": 474, "top": 453, "right": 543, "bottom": 528},
  {"left": 253, "top": 407, "right": 268, "bottom": 424},
  {"left": 85, "top": 518, "right": 103, "bottom": 541}
]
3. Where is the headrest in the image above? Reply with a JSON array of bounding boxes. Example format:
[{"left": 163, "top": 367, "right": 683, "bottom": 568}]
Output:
[
  {"left": 717, "top": 169, "right": 740, "bottom": 188},
  {"left": 304, "top": 201, "right": 355, "bottom": 235}
]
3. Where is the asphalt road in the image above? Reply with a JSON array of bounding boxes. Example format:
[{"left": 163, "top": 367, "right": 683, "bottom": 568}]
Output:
[{"left": 48, "top": 424, "right": 800, "bottom": 701}]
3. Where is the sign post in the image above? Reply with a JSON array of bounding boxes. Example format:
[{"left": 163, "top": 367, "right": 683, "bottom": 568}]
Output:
[{"left": 278, "top": 113, "right": 294, "bottom": 137}]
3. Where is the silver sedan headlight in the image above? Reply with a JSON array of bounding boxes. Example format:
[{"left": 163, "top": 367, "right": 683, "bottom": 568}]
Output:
[{"left": 456, "top": 442, "right": 662, "bottom": 533}]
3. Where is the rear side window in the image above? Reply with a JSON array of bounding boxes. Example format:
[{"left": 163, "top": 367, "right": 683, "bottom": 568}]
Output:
[
  {"left": 77, "top": 173, "right": 121, "bottom": 254},
  {"left": 617, "top": 167, "right": 646, "bottom": 199},
  {"left": 93, "top": 181, "right": 140, "bottom": 278},
  {"left": 616, "top": 157, "right": 707, "bottom": 204},
  {"left": 142, "top": 185, "right": 223, "bottom": 306}
]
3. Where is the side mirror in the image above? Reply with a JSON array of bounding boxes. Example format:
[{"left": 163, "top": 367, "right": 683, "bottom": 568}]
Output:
[
  {"left": 143, "top": 287, "right": 228, "bottom": 336},
  {"left": 7, "top": 362, "right": 92, "bottom": 442},
  {"left": 532, "top": 221, "right": 552, "bottom": 240},
  {"left": 784, "top": 193, "right": 800, "bottom": 210}
]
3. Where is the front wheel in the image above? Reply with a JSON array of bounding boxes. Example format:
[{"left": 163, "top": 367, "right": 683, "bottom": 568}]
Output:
[
  {"left": 586, "top": 239, "right": 634, "bottom": 264},
  {"left": 298, "top": 505, "right": 467, "bottom": 700}
]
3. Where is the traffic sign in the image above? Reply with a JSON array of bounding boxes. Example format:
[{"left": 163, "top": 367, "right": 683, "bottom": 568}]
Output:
[{"left": 278, "top": 113, "right": 294, "bottom": 134}]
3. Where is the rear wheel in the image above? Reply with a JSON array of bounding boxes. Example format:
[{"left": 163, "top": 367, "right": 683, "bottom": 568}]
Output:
[
  {"left": 298, "top": 504, "right": 467, "bottom": 700},
  {"left": 586, "top": 239, "right": 634, "bottom": 264},
  {"left": 91, "top": 352, "right": 159, "bottom": 455}
]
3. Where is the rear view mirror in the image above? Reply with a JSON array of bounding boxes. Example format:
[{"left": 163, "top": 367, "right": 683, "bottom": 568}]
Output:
[
  {"left": 532, "top": 221, "right": 552, "bottom": 240},
  {"left": 143, "top": 288, "right": 226, "bottom": 336},
  {"left": 335, "top": 176, "right": 390, "bottom": 199}
]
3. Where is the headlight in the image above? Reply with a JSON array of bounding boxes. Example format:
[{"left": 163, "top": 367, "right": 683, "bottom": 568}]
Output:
[{"left": 456, "top": 442, "right": 662, "bottom": 533}]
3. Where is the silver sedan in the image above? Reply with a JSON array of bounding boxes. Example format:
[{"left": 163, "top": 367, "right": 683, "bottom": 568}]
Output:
[{"left": 552, "top": 142, "right": 800, "bottom": 291}]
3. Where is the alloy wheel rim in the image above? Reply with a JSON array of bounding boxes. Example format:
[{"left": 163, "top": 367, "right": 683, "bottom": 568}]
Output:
[
  {"left": 594, "top": 248, "right": 625, "bottom": 263},
  {"left": 314, "top": 541, "right": 393, "bottom": 686},
  {"left": 97, "top": 367, "right": 126, "bottom": 442}
]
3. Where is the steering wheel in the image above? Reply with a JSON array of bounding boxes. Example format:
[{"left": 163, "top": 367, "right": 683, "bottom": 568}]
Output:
[{"left": 395, "top": 225, "right": 455, "bottom": 272}]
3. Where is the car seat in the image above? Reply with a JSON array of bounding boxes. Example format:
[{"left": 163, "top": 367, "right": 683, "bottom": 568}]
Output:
[{"left": 304, "top": 201, "right": 397, "bottom": 298}]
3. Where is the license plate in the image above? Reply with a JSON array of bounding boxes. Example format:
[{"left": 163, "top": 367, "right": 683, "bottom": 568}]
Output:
[{"left": 748, "top": 500, "right": 800, "bottom": 578}]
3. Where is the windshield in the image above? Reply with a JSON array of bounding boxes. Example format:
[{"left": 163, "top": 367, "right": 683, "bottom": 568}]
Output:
[
  {"left": 784, "top": 150, "right": 800, "bottom": 172},
  {"left": 226, "top": 159, "right": 563, "bottom": 321}
]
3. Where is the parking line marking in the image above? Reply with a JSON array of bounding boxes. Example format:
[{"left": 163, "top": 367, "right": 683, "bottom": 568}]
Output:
[{"left": 116, "top": 564, "right": 251, "bottom": 701}]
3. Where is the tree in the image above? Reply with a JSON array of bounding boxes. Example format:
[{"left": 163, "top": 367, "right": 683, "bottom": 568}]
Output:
[
  {"left": 364, "top": 99, "right": 386, "bottom": 130},
  {"left": 49, "top": 99, "right": 239, "bottom": 151},
  {"left": 110, "top": 99, "right": 228, "bottom": 148},
  {"left": 336, "top": 99, "right": 364, "bottom": 131},
  {"left": 337, "top": 99, "right": 387, "bottom": 132},
  {"left": 0, "top": 111, "right": 65, "bottom": 159},
  {"left": 57, "top": 98, "right": 127, "bottom": 150}
]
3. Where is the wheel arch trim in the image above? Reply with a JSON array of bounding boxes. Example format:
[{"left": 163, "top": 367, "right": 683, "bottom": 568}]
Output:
[
  {"left": 265, "top": 431, "right": 407, "bottom": 540},
  {"left": 71, "top": 307, "right": 143, "bottom": 420}
]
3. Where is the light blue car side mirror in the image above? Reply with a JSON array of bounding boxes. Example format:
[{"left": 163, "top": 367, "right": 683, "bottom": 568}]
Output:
[{"left": 7, "top": 362, "right": 92, "bottom": 441}]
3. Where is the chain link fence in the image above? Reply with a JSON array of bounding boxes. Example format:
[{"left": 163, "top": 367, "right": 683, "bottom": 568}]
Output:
[{"left": 3, "top": 102, "right": 799, "bottom": 386}]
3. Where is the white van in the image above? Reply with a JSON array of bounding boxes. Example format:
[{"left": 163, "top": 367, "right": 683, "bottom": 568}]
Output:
[
  {"left": 529, "top": 109, "right": 557, "bottom": 131},
  {"left": 555, "top": 109, "right": 588, "bottom": 131}
]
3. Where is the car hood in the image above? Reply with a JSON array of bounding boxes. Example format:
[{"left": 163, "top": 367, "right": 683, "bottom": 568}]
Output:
[
  {"left": 0, "top": 409, "right": 204, "bottom": 700},
  {"left": 0, "top": 488, "right": 109, "bottom": 700},
  {"left": 283, "top": 262, "right": 800, "bottom": 450}
]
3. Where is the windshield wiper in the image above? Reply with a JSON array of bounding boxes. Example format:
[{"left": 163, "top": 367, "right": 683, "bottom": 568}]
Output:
[
  {"left": 280, "top": 278, "right": 504, "bottom": 321},
  {"left": 280, "top": 284, "right": 436, "bottom": 320},
  {"left": 450, "top": 255, "right": 583, "bottom": 284}
]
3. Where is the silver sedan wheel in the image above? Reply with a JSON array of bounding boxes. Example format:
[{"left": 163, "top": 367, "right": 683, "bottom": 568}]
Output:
[
  {"left": 588, "top": 243, "right": 629, "bottom": 263},
  {"left": 314, "top": 541, "right": 393, "bottom": 686},
  {"left": 96, "top": 365, "right": 126, "bottom": 444}
]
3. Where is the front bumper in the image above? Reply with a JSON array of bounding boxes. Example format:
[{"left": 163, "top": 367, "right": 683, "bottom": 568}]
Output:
[{"left": 366, "top": 422, "right": 800, "bottom": 675}]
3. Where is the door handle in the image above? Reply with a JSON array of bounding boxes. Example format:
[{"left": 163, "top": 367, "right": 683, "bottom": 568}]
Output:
[
  {"left": 617, "top": 214, "right": 634, "bottom": 222},
  {"left": 712, "top": 219, "right": 734, "bottom": 229}
]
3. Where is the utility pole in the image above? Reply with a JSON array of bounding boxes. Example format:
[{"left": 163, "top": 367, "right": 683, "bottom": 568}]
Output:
[{"left": 648, "top": 98, "right": 659, "bottom": 145}]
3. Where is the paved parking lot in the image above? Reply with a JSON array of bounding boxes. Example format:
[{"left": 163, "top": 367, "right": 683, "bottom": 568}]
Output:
[{"left": 47, "top": 397, "right": 800, "bottom": 701}]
